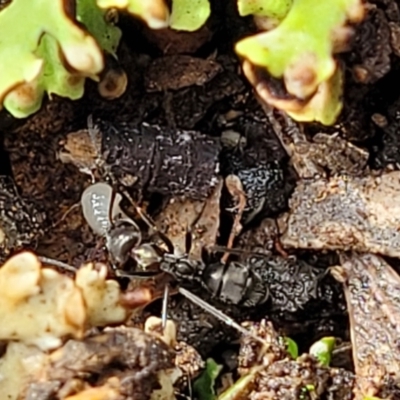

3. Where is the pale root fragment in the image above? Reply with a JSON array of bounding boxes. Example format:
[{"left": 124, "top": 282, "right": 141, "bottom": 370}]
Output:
[
  {"left": 64, "top": 383, "right": 121, "bottom": 400},
  {"left": 0, "top": 252, "right": 86, "bottom": 350},
  {"left": 0, "top": 252, "right": 129, "bottom": 350}
]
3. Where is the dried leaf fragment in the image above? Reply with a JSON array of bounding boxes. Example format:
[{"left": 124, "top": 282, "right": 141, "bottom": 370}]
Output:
[
  {"left": 0, "top": 252, "right": 85, "bottom": 350},
  {"left": 281, "top": 172, "right": 400, "bottom": 257},
  {"left": 336, "top": 253, "right": 400, "bottom": 399}
]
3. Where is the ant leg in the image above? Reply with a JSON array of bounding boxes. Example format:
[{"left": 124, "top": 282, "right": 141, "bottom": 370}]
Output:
[
  {"left": 161, "top": 284, "right": 170, "bottom": 330},
  {"left": 207, "top": 245, "right": 271, "bottom": 259},
  {"left": 222, "top": 175, "right": 246, "bottom": 264},
  {"left": 147, "top": 229, "right": 175, "bottom": 254},
  {"left": 38, "top": 256, "right": 77, "bottom": 273},
  {"left": 50, "top": 202, "right": 80, "bottom": 230},
  {"left": 118, "top": 185, "right": 160, "bottom": 232},
  {"left": 178, "top": 287, "right": 266, "bottom": 346},
  {"left": 185, "top": 225, "right": 192, "bottom": 255}
]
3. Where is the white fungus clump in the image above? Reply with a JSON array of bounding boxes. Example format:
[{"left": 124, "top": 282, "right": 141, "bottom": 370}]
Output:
[{"left": 0, "top": 252, "right": 129, "bottom": 350}]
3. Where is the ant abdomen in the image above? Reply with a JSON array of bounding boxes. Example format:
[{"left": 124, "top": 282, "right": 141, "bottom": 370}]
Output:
[
  {"left": 200, "top": 261, "right": 269, "bottom": 307},
  {"left": 81, "top": 182, "right": 125, "bottom": 236}
]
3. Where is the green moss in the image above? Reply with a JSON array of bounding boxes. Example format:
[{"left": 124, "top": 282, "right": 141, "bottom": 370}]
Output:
[{"left": 282, "top": 336, "right": 299, "bottom": 359}]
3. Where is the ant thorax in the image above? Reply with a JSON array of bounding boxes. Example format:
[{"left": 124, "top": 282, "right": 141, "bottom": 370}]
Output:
[{"left": 160, "top": 254, "right": 204, "bottom": 281}]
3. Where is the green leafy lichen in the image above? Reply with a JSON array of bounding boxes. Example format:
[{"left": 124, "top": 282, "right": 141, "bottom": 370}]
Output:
[
  {"left": 236, "top": 0, "right": 364, "bottom": 125},
  {"left": 287, "top": 66, "right": 343, "bottom": 125},
  {"left": 4, "top": 33, "right": 86, "bottom": 118},
  {"left": 237, "top": 0, "right": 292, "bottom": 21},
  {"left": 77, "top": 0, "right": 122, "bottom": 57},
  {"left": 98, "top": 0, "right": 211, "bottom": 32},
  {"left": 0, "top": 0, "right": 114, "bottom": 118},
  {"left": 170, "top": 0, "right": 211, "bottom": 31},
  {"left": 236, "top": 0, "right": 363, "bottom": 99}
]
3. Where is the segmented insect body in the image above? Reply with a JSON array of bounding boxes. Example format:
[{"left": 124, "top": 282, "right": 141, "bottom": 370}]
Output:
[
  {"left": 93, "top": 119, "right": 221, "bottom": 200},
  {"left": 132, "top": 243, "right": 270, "bottom": 308},
  {"left": 199, "top": 260, "right": 269, "bottom": 307}
]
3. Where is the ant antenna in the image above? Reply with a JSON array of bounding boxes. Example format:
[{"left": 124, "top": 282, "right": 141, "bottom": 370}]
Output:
[
  {"left": 206, "top": 245, "right": 272, "bottom": 258},
  {"left": 38, "top": 256, "right": 78, "bottom": 273},
  {"left": 178, "top": 287, "right": 266, "bottom": 345}
]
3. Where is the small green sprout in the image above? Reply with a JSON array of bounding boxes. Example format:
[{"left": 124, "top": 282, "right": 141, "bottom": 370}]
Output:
[
  {"left": 300, "top": 384, "right": 316, "bottom": 400},
  {"left": 281, "top": 336, "right": 299, "bottom": 359},
  {"left": 309, "top": 336, "right": 336, "bottom": 367},
  {"left": 0, "top": 0, "right": 105, "bottom": 118},
  {"left": 217, "top": 367, "right": 261, "bottom": 400},
  {"left": 237, "top": 0, "right": 292, "bottom": 21},
  {"left": 193, "top": 358, "right": 223, "bottom": 400},
  {"left": 96, "top": 0, "right": 169, "bottom": 29}
]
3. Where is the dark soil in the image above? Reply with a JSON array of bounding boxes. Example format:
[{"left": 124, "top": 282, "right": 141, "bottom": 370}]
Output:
[{"left": 2, "top": 0, "right": 400, "bottom": 398}]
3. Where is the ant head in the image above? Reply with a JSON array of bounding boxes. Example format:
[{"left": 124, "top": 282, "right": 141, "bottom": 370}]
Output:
[{"left": 105, "top": 218, "right": 142, "bottom": 267}]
